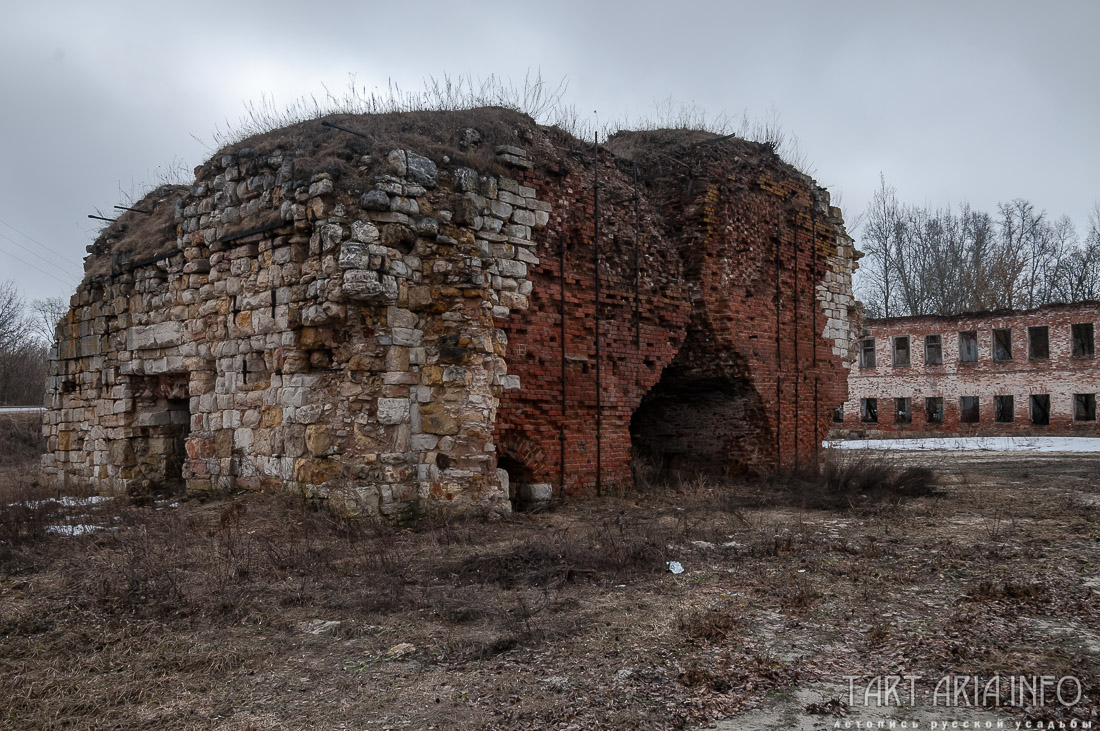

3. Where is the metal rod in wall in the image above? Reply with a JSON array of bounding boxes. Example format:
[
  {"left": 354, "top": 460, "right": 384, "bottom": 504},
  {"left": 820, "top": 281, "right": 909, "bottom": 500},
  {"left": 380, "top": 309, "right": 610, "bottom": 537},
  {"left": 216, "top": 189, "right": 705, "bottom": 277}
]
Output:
[
  {"left": 793, "top": 215, "right": 800, "bottom": 469},
  {"left": 559, "top": 228, "right": 568, "bottom": 500},
  {"left": 814, "top": 376, "right": 820, "bottom": 468},
  {"left": 633, "top": 162, "right": 641, "bottom": 349},
  {"left": 811, "top": 211, "right": 818, "bottom": 369},
  {"left": 775, "top": 211, "right": 782, "bottom": 470},
  {"left": 594, "top": 133, "right": 602, "bottom": 495},
  {"left": 812, "top": 211, "right": 820, "bottom": 465}
]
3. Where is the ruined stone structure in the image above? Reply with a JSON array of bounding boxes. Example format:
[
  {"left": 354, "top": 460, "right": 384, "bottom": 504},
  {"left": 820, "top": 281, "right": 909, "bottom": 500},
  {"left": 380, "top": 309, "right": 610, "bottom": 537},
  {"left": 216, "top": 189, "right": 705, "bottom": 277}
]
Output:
[
  {"left": 43, "top": 108, "right": 857, "bottom": 515},
  {"left": 838, "top": 303, "right": 1100, "bottom": 436}
]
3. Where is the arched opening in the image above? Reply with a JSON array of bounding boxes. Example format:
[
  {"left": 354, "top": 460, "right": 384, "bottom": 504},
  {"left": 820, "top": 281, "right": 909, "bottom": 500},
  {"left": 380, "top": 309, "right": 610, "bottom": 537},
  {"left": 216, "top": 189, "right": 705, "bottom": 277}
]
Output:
[
  {"left": 630, "top": 365, "right": 768, "bottom": 486},
  {"left": 497, "top": 453, "right": 549, "bottom": 511}
]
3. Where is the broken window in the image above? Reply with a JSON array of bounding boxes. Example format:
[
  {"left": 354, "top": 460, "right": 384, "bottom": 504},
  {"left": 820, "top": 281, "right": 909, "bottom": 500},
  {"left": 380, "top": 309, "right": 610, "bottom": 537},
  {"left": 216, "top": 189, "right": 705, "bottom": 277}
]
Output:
[
  {"left": 924, "top": 334, "right": 942, "bottom": 365},
  {"left": 860, "top": 398, "right": 878, "bottom": 423},
  {"left": 833, "top": 405, "right": 844, "bottom": 423},
  {"left": 1028, "top": 326, "right": 1049, "bottom": 359},
  {"left": 1072, "top": 323, "right": 1095, "bottom": 357},
  {"left": 925, "top": 397, "right": 944, "bottom": 424},
  {"left": 892, "top": 336, "right": 910, "bottom": 367},
  {"left": 1030, "top": 394, "right": 1050, "bottom": 426},
  {"left": 859, "top": 337, "right": 876, "bottom": 368},
  {"left": 959, "top": 396, "right": 980, "bottom": 423},
  {"left": 1075, "top": 393, "right": 1097, "bottom": 422},
  {"left": 958, "top": 331, "right": 978, "bottom": 362},
  {"left": 993, "top": 328, "right": 1012, "bottom": 361},
  {"left": 894, "top": 397, "right": 911, "bottom": 424},
  {"left": 994, "top": 395, "right": 1014, "bottom": 423}
]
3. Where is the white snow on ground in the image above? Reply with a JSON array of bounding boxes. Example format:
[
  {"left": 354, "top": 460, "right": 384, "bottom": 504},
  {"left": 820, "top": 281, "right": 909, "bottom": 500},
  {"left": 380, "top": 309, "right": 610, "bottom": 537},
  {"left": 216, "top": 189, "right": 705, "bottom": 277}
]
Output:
[
  {"left": 11, "top": 496, "right": 113, "bottom": 509},
  {"left": 46, "top": 524, "right": 106, "bottom": 536},
  {"left": 825, "top": 436, "right": 1100, "bottom": 452}
]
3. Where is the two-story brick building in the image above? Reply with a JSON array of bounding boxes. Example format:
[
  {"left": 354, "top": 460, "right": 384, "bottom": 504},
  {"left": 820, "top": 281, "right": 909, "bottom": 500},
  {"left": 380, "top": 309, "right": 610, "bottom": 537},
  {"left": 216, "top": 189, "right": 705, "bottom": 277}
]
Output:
[{"left": 837, "top": 302, "right": 1100, "bottom": 436}]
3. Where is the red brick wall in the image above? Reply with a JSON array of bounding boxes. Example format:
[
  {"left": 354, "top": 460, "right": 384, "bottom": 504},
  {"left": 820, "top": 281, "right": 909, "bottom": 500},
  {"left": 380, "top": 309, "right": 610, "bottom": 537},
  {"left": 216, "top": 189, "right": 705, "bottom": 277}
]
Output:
[
  {"left": 495, "top": 133, "right": 854, "bottom": 496},
  {"left": 840, "top": 303, "right": 1100, "bottom": 437}
]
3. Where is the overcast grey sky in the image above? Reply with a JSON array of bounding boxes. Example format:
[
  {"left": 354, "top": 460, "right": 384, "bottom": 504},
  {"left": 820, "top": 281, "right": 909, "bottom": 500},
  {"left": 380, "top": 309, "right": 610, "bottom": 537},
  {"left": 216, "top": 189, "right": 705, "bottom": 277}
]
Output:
[{"left": 1, "top": 0, "right": 1096, "bottom": 303}]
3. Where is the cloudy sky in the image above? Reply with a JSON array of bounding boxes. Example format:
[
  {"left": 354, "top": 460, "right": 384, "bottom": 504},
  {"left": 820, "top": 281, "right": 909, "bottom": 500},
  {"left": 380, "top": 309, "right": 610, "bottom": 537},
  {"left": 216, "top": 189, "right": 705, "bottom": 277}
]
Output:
[{"left": 1, "top": 0, "right": 1096, "bottom": 303}]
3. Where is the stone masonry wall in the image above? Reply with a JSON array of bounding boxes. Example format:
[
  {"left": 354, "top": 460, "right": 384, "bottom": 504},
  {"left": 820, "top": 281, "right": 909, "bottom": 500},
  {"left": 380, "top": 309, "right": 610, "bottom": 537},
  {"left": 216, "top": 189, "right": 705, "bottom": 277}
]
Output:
[
  {"left": 43, "top": 109, "right": 857, "bottom": 514},
  {"left": 838, "top": 303, "right": 1100, "bottom": 437}
]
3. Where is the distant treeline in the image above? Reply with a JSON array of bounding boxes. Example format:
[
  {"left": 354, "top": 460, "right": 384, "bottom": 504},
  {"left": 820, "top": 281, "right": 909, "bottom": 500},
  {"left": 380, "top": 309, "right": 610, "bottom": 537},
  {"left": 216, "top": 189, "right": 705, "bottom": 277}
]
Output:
[
  {"left": 855, "top": 176, "right": 1100, "bottom": 318},
  {"left": 0, "top": 281, "right": 66, "bottom": 406}
]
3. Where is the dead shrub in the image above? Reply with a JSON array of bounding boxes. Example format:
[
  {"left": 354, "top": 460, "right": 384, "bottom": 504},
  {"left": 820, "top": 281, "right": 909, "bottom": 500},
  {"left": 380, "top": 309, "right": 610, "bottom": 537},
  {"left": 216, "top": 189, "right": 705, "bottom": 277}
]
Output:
[
  {"left": 746, "top": 452, "right": 938, "bottom": 510},
  {"left": 0, "top": 414, "right": 42, "bottom": 467},
  {"left": 443, "top": 515, "right": 666, "bottom": 588},
  {"left": 0, "top": 471, "right": 58, "bottom": 568},
  {"left": 681, "top": 606, "right": 744, "bottom": 642},
  {"left": 805, "top": 697, "right": 848, "bottom": 717},
  {"left": 964, "top": 580, "right": 1050, "bottom": 604},
  {"left": 777, "top": 576, "right": 822, "bottom": 611}
]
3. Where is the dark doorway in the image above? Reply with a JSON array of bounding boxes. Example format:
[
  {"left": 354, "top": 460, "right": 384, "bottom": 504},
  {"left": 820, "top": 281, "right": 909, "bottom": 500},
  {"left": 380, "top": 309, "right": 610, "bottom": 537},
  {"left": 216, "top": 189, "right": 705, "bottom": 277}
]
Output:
[
  {"left": 629, "top": 366, "right": 767, "bottom": 483},
  {"left": 128, "top": 374, "right": 191, "bottom": 500},
  {"left": 498, "top": 454, "right": 540, "bottom": 511}
]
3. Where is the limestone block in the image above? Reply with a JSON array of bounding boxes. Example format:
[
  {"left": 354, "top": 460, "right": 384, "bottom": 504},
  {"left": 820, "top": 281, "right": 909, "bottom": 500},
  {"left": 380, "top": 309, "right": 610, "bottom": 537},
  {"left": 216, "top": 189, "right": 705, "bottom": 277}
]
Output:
[
  {"left": 418, "top": 401, "right": 458, "bottom": 435},
  {"left": 519, "top": 483, "right": 553, "bottom": 502},
  {"left": 338, "top": 242, "right": 371, "bottom": 270},
  {"left": 305, "top": 425, "right": 332, "bottom": 456},
  {"left": 389, "top": 197, "right": 419, "bottom": 215},
  {"left": 377, "top": 398, "right": 410, "bottom": 425},
  {"left": 294, "top": 404, "right": 323, "bottom": 424},
  {"left": 351, "top": 219, "right": 381, "bottom": 243},
  {"left": 405, "top": 151, "right": 437, "bottom": 187},
  {"left": 294, "top": 457, "right": 341, "bottom": 485},
  {"left": 342, "top": 270, "right": 399, "bottom": 303},
  {"left": 498, "top": 259, "right": 527, "bottom": 278},
  {"left": 127, "top": 321, "right": 184, "bottom": 350},
  {"left": 391, "top": 328, "right": 423, "bottom": 346},
  {"left": 386, "top": 149, "right": 407, "bottom": 177}
]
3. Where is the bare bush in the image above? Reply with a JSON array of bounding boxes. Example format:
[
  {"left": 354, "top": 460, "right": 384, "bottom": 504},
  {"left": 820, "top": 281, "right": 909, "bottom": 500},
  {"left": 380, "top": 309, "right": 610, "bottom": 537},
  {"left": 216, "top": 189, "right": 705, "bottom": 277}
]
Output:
[{"left": 745, "top": 451, "right": 938, "bottom": 510}]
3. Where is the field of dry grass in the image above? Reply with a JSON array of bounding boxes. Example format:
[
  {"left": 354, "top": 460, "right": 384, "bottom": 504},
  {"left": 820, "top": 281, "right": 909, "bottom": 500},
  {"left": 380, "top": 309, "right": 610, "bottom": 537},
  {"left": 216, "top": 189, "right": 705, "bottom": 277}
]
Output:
[{"left": 2, "top": 416, "right": 1099, "bottom": 729}]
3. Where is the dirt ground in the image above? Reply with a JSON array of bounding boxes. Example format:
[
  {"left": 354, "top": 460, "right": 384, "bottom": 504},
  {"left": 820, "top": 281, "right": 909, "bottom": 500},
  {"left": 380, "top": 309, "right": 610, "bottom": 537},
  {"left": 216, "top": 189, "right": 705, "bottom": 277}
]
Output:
[{"left": 2, "top": 446, "right": 1099, "bottom": 729}]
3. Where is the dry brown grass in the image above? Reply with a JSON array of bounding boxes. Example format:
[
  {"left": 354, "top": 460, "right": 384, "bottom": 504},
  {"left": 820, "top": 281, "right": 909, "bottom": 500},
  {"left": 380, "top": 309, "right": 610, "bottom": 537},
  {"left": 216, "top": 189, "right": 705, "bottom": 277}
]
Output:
[
  {"left": 2, "top": 449, "right": 1099, "bottom": 728},
  {"left": 0, "top": 412, "right": 42, "bottom": 467}
]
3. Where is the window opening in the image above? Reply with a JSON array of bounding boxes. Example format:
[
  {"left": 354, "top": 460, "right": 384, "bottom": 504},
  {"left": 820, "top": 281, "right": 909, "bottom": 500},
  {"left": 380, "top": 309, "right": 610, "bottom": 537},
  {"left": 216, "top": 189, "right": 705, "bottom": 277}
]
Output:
[
  {"left": 960, "top": 396, "right": 980, "bottom": 423},
  {"left": 924, "top": 334, "right": 942, "bottom": 365},
  {"left": 925, "top": 397, "right": 944, "bottom": 424},
  {"left": 959, "top": 331, "right": 978, "bottom": 362},
  {"left": 1028, "top": 326, "right": 1049, "bottom": 359},
  {"left": 993, "top": 328, "right": 1012, "bottom": 361},
  {"left": 1030, "top": 394, "right": 1050, "bottom": 426}
]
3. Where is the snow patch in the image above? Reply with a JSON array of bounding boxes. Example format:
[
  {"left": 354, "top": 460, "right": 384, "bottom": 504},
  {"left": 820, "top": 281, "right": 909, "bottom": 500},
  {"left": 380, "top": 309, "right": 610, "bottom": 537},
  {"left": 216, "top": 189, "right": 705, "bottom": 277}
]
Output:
[{"left": 826, "top": 436, "right": 1100, "bottom": 452}]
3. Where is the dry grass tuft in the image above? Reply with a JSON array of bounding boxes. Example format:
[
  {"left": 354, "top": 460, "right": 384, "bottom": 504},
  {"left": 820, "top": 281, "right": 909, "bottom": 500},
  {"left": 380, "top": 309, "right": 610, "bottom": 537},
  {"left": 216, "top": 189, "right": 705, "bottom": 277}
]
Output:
[
  {"left": 0, "top": 413, "right": 42, "bottom": 467},
  {"left": 750, "top": 451, "right": 939, "bottom": 510}
]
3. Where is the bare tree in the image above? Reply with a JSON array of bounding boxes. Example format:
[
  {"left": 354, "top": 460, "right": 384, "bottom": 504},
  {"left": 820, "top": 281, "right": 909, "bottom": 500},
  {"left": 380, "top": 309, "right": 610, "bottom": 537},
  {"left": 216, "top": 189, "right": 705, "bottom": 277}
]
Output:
[
  {"left": 0, "top": 281, "right": 29, "bottom": 351},
  {"left": 30, "top": 297, "right": 69, "bottom": 346},
  {"left": 856, "top": 174, "right": 903, "bottom": 317},
  {"left": 0, "top": 281, "right": 49, "bottom": 405},
  {"left": 855, "top": 183, "right": 1100, "bottom": 318}
]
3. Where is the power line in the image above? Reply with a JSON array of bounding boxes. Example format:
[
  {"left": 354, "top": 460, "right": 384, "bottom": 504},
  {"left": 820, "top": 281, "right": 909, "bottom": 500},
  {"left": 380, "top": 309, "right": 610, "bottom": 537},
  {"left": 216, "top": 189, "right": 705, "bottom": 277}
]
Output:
[
  {"left": 0, "top": 215, "right": 77, "bottom": 266},
  {"left": 0, "top": 231, "right": 81, "bottom": 281},
  {"left": 0, "top": 247, "right": 77, "bottom": 289}
]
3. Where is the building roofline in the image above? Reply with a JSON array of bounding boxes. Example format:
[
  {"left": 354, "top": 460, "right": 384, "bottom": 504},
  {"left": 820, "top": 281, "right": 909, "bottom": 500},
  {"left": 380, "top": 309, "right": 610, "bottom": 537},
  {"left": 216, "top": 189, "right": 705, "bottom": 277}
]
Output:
[{"left": 866, "top": 300, "right": 1100, "bottom": 327}]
